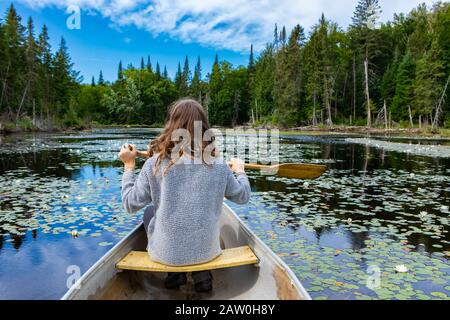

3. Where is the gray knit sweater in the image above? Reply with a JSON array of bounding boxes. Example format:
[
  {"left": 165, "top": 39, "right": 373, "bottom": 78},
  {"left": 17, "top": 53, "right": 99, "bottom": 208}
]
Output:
[{"left": 121, "top": 155, "right": 251, "bottom": 266}]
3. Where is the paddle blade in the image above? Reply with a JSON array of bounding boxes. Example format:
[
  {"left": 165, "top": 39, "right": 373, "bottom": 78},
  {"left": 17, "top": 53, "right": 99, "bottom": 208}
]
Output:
[{"left": 276, "top": 163, "right": 327, "bottom": 180}]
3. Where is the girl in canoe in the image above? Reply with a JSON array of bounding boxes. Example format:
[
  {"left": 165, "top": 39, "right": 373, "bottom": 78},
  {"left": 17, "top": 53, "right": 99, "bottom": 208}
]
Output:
[{"left": 118, "top": 98, "right": 251, "bottom": 293}]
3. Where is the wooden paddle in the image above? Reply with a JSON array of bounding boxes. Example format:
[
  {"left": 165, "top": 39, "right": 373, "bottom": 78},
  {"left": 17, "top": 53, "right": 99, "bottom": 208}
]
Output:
[{"left": 135, "top": 149, "right": 326, "bottom": 180}]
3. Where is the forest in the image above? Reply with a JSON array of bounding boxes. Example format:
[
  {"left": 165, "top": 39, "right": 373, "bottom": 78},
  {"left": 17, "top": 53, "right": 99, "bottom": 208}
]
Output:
[{"left": 0, "top": 1, "right": 449, "bottom": 131}]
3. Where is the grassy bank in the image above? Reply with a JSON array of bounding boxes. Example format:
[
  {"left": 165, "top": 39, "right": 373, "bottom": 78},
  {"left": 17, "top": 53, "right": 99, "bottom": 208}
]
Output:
[
  {"left": 228, "top": 124, "right": 450, "bottom": 139},
  {"left": 278, "top": 125, "right": 450, "bottom": 138},
  {"left": 0, "top": 117, "right": 88, "bottom": 134},
  {"left": 2, "top": 119, "right": 450, "bottom": 139}
]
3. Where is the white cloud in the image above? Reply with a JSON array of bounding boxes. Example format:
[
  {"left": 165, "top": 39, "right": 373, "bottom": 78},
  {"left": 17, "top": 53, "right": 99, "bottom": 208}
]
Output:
[{"left": 17, "top": 0, "right": 438, "bottom": 52}]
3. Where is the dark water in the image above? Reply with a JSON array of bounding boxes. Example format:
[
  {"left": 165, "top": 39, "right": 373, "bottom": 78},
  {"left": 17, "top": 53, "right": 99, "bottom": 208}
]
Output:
[{"left": 0, "top": 129, "right": 449, "bottom": 300}]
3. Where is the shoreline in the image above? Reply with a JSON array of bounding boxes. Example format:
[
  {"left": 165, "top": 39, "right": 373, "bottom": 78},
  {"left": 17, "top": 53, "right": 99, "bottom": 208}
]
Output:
[{"left": 1, "top": 122, "right": 450, "bottom": 139}]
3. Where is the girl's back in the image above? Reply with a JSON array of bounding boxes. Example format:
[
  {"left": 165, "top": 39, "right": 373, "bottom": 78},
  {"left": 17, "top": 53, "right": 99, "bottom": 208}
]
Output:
[{"left": 122, "top": 155, "right": 250, "bottom": 266}]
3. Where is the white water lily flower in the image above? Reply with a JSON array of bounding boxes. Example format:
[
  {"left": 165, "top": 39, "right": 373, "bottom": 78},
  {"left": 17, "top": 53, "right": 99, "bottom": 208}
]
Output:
[
  {"left": 395, "top": 265, "right": 408, "bottom": 273},
  {"left": 419, "top": 211, "right": 428, "bottom": 219},
  {"left": 71, "top": 230, "right": 78, "bottom": 238},
  {"left": 303, "top": 182, "right": 310, "bottom": 188}
]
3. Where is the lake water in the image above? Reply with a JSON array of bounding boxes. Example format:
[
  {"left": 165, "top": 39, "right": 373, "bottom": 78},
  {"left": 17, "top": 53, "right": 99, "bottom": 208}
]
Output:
[{"left": 0, "top": 128, "right": 449, "bottom": 300}]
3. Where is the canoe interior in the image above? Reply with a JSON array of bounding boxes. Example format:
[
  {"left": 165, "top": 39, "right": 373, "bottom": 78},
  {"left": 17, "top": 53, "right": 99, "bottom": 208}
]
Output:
[{"left": 63, "top": 204, "right": 310, "bottom": 300}]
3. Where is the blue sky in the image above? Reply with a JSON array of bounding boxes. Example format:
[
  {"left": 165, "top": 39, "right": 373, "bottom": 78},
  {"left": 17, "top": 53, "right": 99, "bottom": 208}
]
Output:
[{"left": 1, "top": 0, "right": 437, "bottom": 83}]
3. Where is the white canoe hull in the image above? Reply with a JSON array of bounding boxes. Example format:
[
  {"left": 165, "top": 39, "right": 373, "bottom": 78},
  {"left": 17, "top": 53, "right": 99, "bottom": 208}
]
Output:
[{"left": 62, "top": 203, "right": 311, "bottom": 300}]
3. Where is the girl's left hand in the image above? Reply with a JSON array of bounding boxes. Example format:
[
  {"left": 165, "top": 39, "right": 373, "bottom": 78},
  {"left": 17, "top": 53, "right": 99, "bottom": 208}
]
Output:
[{"left": 118, "top": 143, "right": 137, "bottom": 168}]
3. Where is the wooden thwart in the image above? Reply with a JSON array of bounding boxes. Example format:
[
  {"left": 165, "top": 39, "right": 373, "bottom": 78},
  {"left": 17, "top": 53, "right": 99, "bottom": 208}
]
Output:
[{"left": 116, "top": 246, "right": 259, "bottom": 273}]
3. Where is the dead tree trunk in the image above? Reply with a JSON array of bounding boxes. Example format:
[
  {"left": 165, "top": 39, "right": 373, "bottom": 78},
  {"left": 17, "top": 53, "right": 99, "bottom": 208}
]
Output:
[
  {"left": 312, "top": 93, "right": 317, "bottom": 126},
  {"left": 432, "top": 75, "right": 450, "bottom": 129},
  {"left": 16, "top": 81, "right": 30, "bottom": 122},
  {"left": 364, "top": 56, "right": 371, "bottom": 127},
  {"left": 408, "top": 105, "right": 413, "bottom": 128},
  {"left": 353, "top": 54, "right": 356, "bottom": 121}
]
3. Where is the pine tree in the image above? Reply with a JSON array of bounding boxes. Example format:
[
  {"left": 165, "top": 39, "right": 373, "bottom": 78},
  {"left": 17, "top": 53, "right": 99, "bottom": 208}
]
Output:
[
  {"left": 163, "top": 65, "right": 168, "bottom": 79},
  {"left": 180, "top": 56, "right": 190, "bottom": 96},
  {"left": 208, "top": 57, "right": 223, "bottom": 124},
  {"left": 274, "top": 24, "right": 305, "bottom": 127},
  {"left": 174, "top": 62, "right": 182, "bottom": 96},
  {"left": 52, "top": 37, "right": 77, "bottom": 116},
  {"left": 23, "top": 17, "right": 38, "bottom": 117},
  {"left": 280, "top": 26, "right": 287, "bottom": 46},
  {"left": 118, "top": 61, "right": 124, "bottom": 81},
  {"left": 191, "top": 56, "right": 202, "bottom": 101},
  {"left": 273, "top": 24, "right": 279, "bottom": 48},
  {"left": 140, "top": 57, "right": 145, "bottom": 70},
  {"left": 248, "top": 44, "right": 255, "bottom": 73},
  {"left": 36, "top": 24, "right": 52, "bottom": 119},
  {"left": 91, "top": 76, "right": 96, "bottom": 86},
  {"left": 3, "top": 3, "right": 26, "bottom": 116},
  {"left": 391, "top": 53, "right": 415, "bottom": 120},
  {"left": 98, "top": 70, "right": 104, "bottom": 85},
  {"left": 155, "top": 62, "right": 161, "bottom": 79},
  {"left": 304, "top": 22, "right": 324, "bottom": 125},
  {"left": 413, "top": 44, "right": 445, "bottom": 119},
  {"left": 251, "top": 45, "right": 275, "bottom": 122}
]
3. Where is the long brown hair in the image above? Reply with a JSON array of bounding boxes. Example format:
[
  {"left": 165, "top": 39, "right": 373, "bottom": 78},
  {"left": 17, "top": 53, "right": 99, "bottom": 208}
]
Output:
[{"left": 148, "top": 98, "right": 216, "bottom": 175}]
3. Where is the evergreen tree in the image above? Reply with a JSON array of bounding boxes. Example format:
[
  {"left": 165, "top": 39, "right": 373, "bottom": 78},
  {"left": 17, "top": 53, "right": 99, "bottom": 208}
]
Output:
[
  {"left": 140, "top": 57, "right": 145, "bottom": 70},
  {"left": 36, "top": 24, "right": 52, "bottom": 119},
  {"left": 163, "top": 65, "right": 168, "bottom": 79},
  {"left": 3, "top": 3, "right": 26, "bottom": 116},
  {"left": 413, "top": 44, "right": 445, "bottom": 119},
  {"left": 191, "top": 56, "right": 202, "bottom": 101},
  {"left": 155, "top": 62, "right": 161, "bottom": 80},
  {"left": 391, "top": 53, "right": 415, "bottom": 120},
  {"left": 248, "top": 44, "right": 255, "bottom": 73},
  {"left": 118, "top": 61, "right": 124, "bottom": 81},
  {"left": 174, "top": 62, "right": 182, "bottom": 96},
  {"left": 274, "top": 24, "right": 305, "bottom": 127},
  {"left": 52, "top": 37, "right": 77, "bottom": 117},
  {"left": 273, "top": 24, "right": 279, "bottom": 48},
  {"left": 180, "top": 56, "right": 190, "bottom": 96},
  {"left": 23, "top": 16, "right": 38, "bottom": 117},
  {"left": 98, "top": 70, "right": 104, "bottom": 85},
  {"left": 91, "top": 76, "right": 96, "bottom": 86},
  {"left": 251, "top": 45, "right": 275, "bottom": 122}
]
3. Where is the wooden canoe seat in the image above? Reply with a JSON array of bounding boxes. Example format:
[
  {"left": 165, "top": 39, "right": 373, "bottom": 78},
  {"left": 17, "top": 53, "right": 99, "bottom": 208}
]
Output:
[{"left": 116, "top": 246, "right": 259, "bottom": 273}]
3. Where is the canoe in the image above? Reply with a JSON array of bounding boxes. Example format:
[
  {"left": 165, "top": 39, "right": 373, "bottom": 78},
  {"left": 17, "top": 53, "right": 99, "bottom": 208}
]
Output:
[{"left": 62, "top": 203, "right": 311, "bottom": 300}]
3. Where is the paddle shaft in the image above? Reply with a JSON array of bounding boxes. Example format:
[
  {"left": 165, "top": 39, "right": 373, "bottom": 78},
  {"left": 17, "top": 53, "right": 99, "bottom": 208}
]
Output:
[
  {"left": 137, "top": 150, "right": 275, "bottom": 170},
  {"left": 133, "top": 149, "right": 326, "bottom": 179}
]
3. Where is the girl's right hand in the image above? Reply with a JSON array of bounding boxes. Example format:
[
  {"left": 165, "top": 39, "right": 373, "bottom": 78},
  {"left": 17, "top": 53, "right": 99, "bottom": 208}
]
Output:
[
  {"left": 118, "top": 143, "right": 137, "bottom": 167},
  {"left": 230, "top": 158, "right": 245, "bottom": 174}
]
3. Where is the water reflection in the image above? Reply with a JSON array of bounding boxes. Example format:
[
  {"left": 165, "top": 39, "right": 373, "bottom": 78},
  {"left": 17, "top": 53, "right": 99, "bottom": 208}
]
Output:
[{"left": 0, "top": 129, "right": 449, "bottom": 299}]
